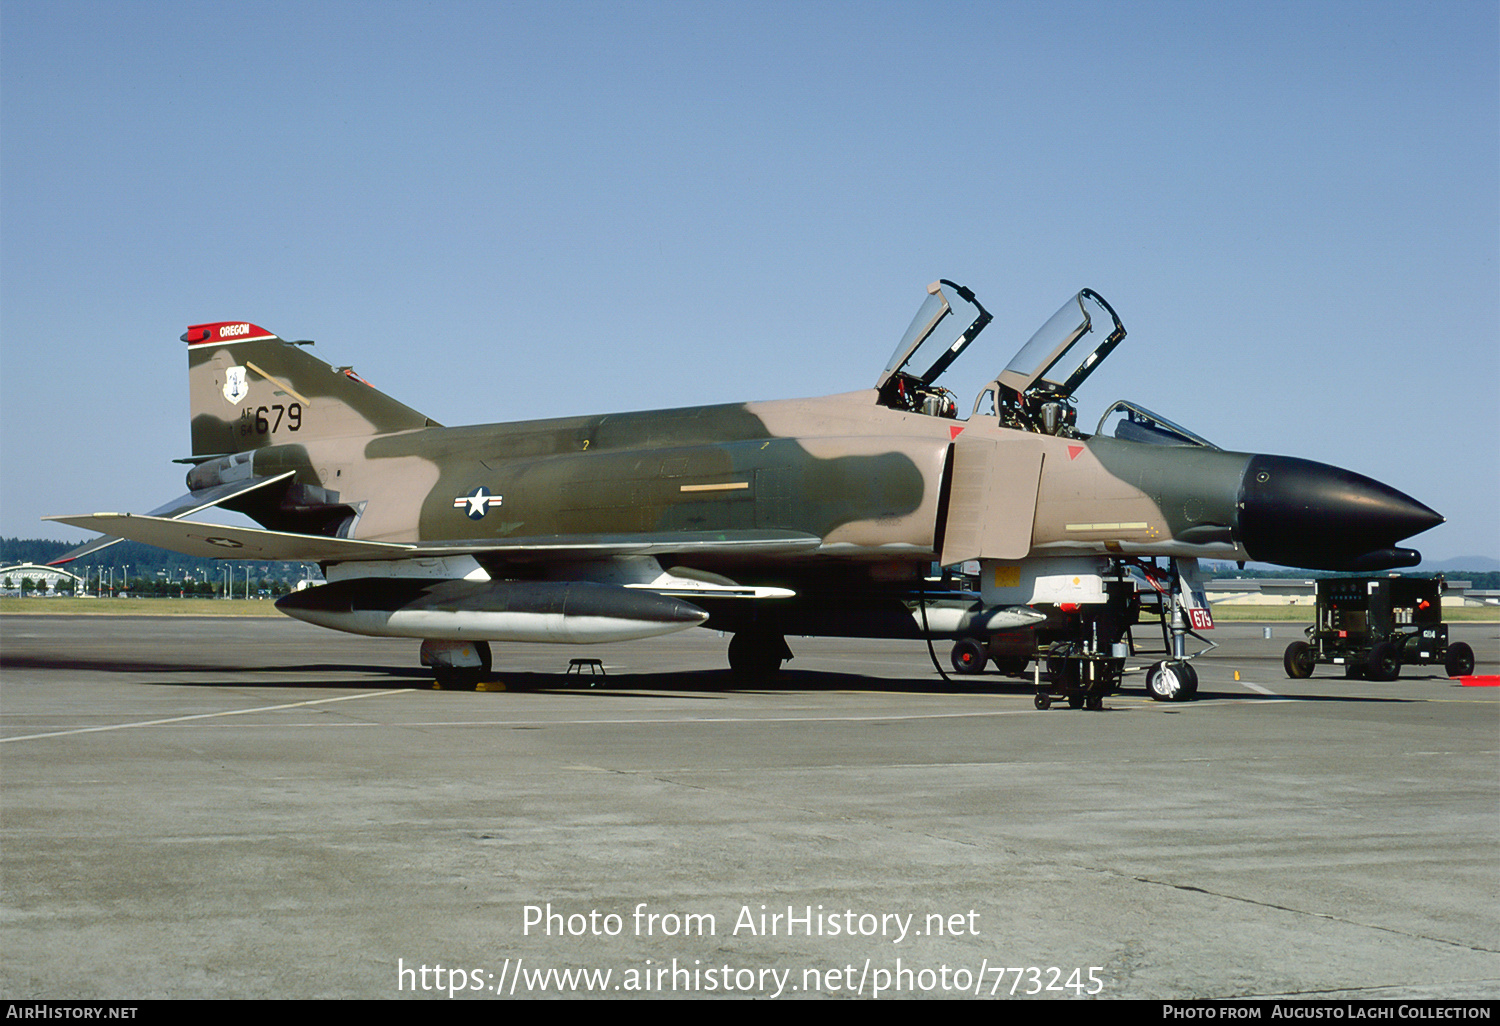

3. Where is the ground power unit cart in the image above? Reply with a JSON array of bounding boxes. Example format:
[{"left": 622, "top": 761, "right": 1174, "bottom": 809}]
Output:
[{"left": 1282, "top": 576, "right": 1474, "bottom": 681}]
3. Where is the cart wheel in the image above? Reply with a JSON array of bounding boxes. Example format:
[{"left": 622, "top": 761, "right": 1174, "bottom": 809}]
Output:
[
  {"left": 1147, "top": 660, "right": 1198, "bottom": 702},
  {"left": 1343, "top": 662, "right": 1366, "bottom": 680},
  {"left": 1445, "top": 642, "right": 1475, "bottom": 678},
  {"left": 1283, "top": 641, "right": 1315, "bottom": 679},
  {"left": 1085, "top": 695, "right": 1103, "bottom": 711},
  {"left": 950, "top": 638, "right": 988, "bottom": 675},
  {"left": 1034, "top": 693, "right": 1051, "bottom": 710},
  {"left": 1366, "top": 642, "right": 1401, "bottom": 682},
  {"left": 1067, "top": 694, "right": 1085, "bottom": 709}
]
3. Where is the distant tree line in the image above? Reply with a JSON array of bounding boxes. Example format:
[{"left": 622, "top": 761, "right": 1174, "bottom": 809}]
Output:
[{"left": 1200, "top": 562, "right": 1498, "bottom": 590}]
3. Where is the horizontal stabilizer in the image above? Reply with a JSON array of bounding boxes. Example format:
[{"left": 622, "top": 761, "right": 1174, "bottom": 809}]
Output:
[
  {"left": 46, "top": 472, "right": 296, "bottom": 564},
  {"left": 44, "top": 512, "right": 416, "bottom": 562}
]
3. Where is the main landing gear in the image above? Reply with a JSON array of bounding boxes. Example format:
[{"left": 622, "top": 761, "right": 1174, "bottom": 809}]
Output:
[
  {"left": 950, "top": 638, "right": 988, "bottom": 675},
  {"left": 949, "top": 639, "right": 1031, "bottom": 677},
  {"left": 421, "top": 639, "right": 492, "bottom": 689},
  {"left": 727, "top": 629, "right": 793, "bottom": 679}
]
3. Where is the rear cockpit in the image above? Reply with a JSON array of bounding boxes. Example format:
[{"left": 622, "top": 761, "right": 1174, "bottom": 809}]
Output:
[
  {"left": 983, "top": 288, "right": 1124, "bottom": 437},
  {"left": 877, "top": 280, "right": 1215, "bottom": 448}
]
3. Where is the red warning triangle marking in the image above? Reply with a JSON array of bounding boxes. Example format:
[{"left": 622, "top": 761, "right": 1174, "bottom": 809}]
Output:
[
  {"left": 950, "top": 425, "right": 964, "bottom": 440},
  {"left": 1068, "top": 445, "right": 1085, "bottom": 460}
]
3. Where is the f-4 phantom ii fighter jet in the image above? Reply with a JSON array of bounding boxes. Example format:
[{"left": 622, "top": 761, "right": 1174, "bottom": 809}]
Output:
[{"left": 48, "top": 281, "right": 1442, "bottom": 702}]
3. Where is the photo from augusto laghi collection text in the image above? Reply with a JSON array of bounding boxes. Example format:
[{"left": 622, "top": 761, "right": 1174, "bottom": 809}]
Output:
[{"left": 398, "top": 900, "right": 1103, "bottom": 998}]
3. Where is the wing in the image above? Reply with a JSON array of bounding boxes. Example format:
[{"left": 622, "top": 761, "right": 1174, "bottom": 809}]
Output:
[
  {"left": 416, "top": 529, "right": 822, "bottom": 560},
  {"left": 44, "top": 509, "right": 822, "bottom": 564}
]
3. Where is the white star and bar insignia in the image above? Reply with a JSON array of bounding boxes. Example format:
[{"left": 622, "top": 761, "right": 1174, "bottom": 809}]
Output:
[{"left": 454, "top": 486, "right": 503, "bottom": 520}]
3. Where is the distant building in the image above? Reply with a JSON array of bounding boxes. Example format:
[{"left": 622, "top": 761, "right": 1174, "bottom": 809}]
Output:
[
  {"left": 1206, "top": 578, "right": 1475, "bottom": 608},
  {"left": 1, "top": 564, "right": 86, "bottom": 596}
]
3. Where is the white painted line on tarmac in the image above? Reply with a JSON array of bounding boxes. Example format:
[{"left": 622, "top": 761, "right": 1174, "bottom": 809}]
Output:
[
  {"left": 0, "top": 689, "right": 412, "bottom": 743},
  {"left": 1, "top": 706, "right": 1044, "bottom": 737}
]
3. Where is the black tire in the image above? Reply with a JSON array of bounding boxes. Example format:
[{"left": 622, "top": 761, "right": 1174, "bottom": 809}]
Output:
[
  {"left": 1343, "top": 661, "right": 1366, "bottom": 680},
  {"left": 1147, "top": 660, "right": 1198, "bottom": 702},
  {"left": 1084, "top": 695, "right": 1104, "bottom": 711},
  {"left": 950, "top": 639, "right": 988, "bottom": 675},
  {"left": 1445, "top": 642, "right": 1475, "bottom": 677},
  {"left": 1283, "top": 641, "right": 1315, "bottom": 679},
  {"left": 728, "top": 630, "right": 789, "bottom": 679},
  {"left": 1034, "top": 692, "right": 1051, "bottom": 710},
  {"left": 1178, "top": 661, "right": 1198, "bottom": 700},
  {"left": 433, "top": 667, "right": 473, "bottom": 690},
  {"left": 1067, "top": 694, "right": 1085, "bottom": 709},
  {"left": 432, "top": 640, "right": 491, "bottom": 690},
  {"left": 990, "top": 656, "right": 1030, "bottom": 677},
  {"left": 1366, "top": 642, "right": 1401, "bottom": 682}
]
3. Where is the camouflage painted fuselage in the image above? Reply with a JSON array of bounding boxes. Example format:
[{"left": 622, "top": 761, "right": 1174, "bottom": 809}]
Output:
[
  {"left": 47, "top": 315, "right": 1442, "bottom": 660},
  {"left": 182, "top": 324, "right": 1439, "bottom": 595}
]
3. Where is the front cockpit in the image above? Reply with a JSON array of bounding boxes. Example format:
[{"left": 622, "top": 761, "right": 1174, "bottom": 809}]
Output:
[
  {"left": 875, "top": 279, "right": 991, "bottom": 419},
  {"left": 876, "top": 279, "right": 1216, "bottom": 450}
]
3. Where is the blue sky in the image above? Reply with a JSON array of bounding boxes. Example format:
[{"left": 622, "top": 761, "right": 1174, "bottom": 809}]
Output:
[{"left": 3, "top": 0, "right": 1496, "bottom": 562}]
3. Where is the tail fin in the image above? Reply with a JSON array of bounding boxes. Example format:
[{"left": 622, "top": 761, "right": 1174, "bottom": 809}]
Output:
[{"left": 185, "top": 321, "right": 439, "bottom": 457}]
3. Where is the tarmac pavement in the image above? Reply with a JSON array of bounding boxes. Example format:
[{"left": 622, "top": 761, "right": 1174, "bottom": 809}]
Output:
[{"left": 1, "top": 615, "right": 1496, "bottom": 999}]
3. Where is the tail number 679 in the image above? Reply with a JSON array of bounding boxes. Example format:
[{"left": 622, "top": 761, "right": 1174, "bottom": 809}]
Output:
[{"left": 248, "top": 403, "right": 302, "bottom": 434}]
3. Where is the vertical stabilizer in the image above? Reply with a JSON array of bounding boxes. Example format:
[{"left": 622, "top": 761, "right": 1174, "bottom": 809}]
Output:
[{"left": 184, "top": 321, "right": 437, "bottom": 456}]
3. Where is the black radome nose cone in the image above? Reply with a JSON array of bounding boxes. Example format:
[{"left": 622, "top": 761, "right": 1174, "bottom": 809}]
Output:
[{"left": 1238, "top": 455, "right": 1443, "bottom": 571}]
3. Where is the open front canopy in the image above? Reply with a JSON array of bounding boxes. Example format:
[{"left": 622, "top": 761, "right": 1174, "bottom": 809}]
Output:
[{"left": 875, "top": 280, "right": 991, "bottom": 414}]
